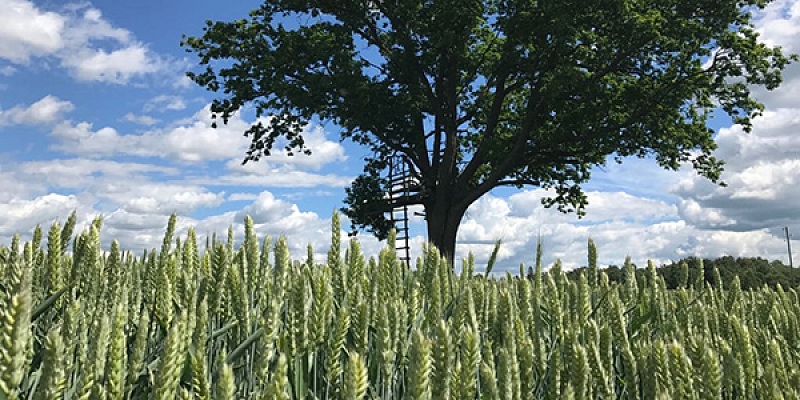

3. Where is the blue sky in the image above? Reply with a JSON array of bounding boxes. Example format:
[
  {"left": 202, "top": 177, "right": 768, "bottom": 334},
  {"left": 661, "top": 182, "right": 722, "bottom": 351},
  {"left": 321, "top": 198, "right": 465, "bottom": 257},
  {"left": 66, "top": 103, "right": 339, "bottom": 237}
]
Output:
[{"left": 2, "top": 0, "right": 800, "bottom": 272}]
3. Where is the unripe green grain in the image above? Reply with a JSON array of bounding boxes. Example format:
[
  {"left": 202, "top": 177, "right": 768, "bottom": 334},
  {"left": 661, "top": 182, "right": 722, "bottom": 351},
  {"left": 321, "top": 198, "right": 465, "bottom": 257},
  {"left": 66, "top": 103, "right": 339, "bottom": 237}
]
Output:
[
  {"left": 34, "top": 327, "right": 66, "bottom": 400},
  {"left": 343, "top": 352, "right": 368, "bottom": 400},
  {"left": 651, "top": 340, "right": 670, "bottom": 397},
  {"left": 406, "top": 329, "right": 431, "bottom": 400},
  {"left": 479, "top": 360, "right": 499, "bottom": 400},
  {"left": 191, "top": 299, "right": 210, "bottom": 400},
  {"left": 570, "top": 341, "right": 590, "bottom": 399},
  {"left": 106, "top": 302, "right": 128, "bottom": 400},
  {"left": 432, "top": 320, "right": 453, "bottom": 400},
  {"left": 325, "top": 306, "right": 349, "bottom": 397},
  {"left": 310, "top": 270, "right": 332, "bottom": 349},
  {"left": 45, "top": 222, "right": 62, "bottom": 298},
  {"left": 545, "top": 346, "right": 561, "bottom": 400},
  {"left": 264, "top": 354, "right": 289, "bottom": 400},
  {"left": 0, "top": 261, "right": 32, "bottom": 400},
  {"left": 458, "top": 329, "right": 480, "bottom": 400},
  {"left": 213, "top": 353, "right": 235, "bottom": 400},
  {"left": 127, "top": 310, "right": 150, "bottom": 387},
  {"left": 76, "top": 313, "right": 111, "bottom": 400},
  {"left": 497, "top": 347, "right": 513, "bottom": 400},
  {"left": 155, "top": 314, "right": 187, "bottom": 400},
  {"left": 668, "top": 341, "right": 693, "bottom": 399},
  {"left": 700, "top": 343, "right": 721, "bottom": 400},
  {"left": 352, "top": 299, "right": 369, "bottom": 356}
]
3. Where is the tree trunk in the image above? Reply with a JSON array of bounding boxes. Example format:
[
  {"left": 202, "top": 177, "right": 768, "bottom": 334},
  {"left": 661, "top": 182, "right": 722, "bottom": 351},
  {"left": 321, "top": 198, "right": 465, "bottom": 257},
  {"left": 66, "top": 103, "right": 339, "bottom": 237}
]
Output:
[{"left": 425, "top": 200, "right": 468, "bottom": 266}]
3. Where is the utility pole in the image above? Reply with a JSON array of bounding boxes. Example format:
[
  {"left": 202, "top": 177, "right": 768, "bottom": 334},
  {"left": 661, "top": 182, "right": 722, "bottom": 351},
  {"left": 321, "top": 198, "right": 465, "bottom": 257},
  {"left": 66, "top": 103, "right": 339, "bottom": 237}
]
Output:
[{"left": 785, "top": 227, "right": 793, "bottom": 268}]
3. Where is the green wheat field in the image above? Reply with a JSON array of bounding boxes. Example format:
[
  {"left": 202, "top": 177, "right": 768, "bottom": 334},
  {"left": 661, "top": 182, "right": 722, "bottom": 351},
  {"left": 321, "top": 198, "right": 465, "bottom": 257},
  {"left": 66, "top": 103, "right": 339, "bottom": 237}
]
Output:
[{"left": 0, "top": 211, "right": 798, "bottom": 399}]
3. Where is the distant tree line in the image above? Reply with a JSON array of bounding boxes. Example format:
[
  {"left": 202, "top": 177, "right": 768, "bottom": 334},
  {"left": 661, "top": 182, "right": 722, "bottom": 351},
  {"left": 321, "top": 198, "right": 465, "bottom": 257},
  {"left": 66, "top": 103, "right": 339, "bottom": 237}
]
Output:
[{"left": 563, "top": 256, "right": 800, "bottom": 290}]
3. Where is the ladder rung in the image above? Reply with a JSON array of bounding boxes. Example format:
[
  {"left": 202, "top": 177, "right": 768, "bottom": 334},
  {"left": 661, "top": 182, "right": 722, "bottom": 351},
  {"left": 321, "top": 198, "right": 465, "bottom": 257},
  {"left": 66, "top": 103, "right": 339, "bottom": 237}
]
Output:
[{"left": 390, "top": 176, "right": 413, "bottom": 184}]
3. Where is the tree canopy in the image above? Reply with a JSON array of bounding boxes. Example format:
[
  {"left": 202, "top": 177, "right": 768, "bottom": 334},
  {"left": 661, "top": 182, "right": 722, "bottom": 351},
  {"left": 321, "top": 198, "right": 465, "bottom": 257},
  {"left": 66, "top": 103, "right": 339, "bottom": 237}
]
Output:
[
  {"left": 566, "top": 256, "right": 800, "bottom": 291},
  {"left": 182, "top": 0, "right": 793, "bottom": 259}
]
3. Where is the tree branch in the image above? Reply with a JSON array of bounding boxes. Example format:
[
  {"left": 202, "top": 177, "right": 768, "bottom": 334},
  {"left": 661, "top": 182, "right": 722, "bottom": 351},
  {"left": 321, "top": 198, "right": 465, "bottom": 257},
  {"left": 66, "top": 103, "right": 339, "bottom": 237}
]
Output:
[
  {"left": 353, "top": 6, "right": 431, "bottom": 172},
  {"left": 495, "top": 179, "right": 541, "bottom": 187},
  {"left": 456, "top": 39, "right": 518, "bottom": 188}
]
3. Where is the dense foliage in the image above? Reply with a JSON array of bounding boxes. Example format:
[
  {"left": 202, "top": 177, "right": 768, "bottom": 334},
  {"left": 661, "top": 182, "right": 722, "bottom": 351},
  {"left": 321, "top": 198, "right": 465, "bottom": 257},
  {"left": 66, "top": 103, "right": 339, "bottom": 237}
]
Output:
[
  {"left": 566, "top": 251, "right": 800, "bottom": 290},
  {"left": 2, "top": 214, "right": 800, "bottom": 399},
  {"left": 182, "top": 0, "right": 794, "bottom": 258}
]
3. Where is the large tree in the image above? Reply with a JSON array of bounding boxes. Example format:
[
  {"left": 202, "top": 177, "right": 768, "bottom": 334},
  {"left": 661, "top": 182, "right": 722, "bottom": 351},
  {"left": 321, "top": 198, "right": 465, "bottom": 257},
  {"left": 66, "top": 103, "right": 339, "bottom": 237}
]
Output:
[{"left": 183, "top": 0, "right": 792, "bottom": 259}]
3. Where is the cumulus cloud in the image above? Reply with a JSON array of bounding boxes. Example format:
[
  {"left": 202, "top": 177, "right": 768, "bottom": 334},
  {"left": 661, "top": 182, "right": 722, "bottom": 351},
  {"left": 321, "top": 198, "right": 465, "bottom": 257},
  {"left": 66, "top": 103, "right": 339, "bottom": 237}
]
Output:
[
  {"left": 4, "top": 154, "right": 786, "bottom": 274},
  {"left": 0, "top": 170, "right": 47, "bottom": 203},
  {"left": 144, "top": 95, "right": 187, "bottom": 112},
  {"left": 122, "top": 113, "right": 159, "bottom": 126},
  {"left": 51, "top": 106, "right": 250, "bottom": 160},
  {"left": 0, "top": 1, "right": 168, "bottom": 84},
  {"left": 51, "top": 105, "right": 350, "bottom": 173},
  {"left": 0, "top": 157, "right": 229, "bottom": 248},
  {"left": 17, "top": 159, "right": 179, "bottom": 189},
  {"left": 120, "top": 190, "right": 225, "bottom": 216},
  {"left": 219, "top": 160, "right": 353, "bottom": 188},
  {"left": 673, "top": 101, "right": 800, "bottom": 234},
  {"left": 263, "top": 124, "right": 349, "bottom": 170},
  {"left": 455, "top": 190, "right": 682, "bottom": 270},
  {"left": 228, "top": 193, "right": 259, "bottom": 201},
  {"left": 755, "top": 0, "right": 800, "bottom": 52},
  {"left": 0, "top": 0, "right": 65, "bottom": 63},
  {"left": 0, "top": 95, "right": 74, "bottom": 126},
  {"left": 62, "top": 46, "right": 163, "bottom": 84},
  {"left": 450, "top": 189, "right": 792, "bottom": 273},
  {"left": 0, "top": 193, "right": 83, "bottom": 236},
  {"left": 13, "top": 160, "right": 229, "bottom": 223},
  {"left": 664, "top": 0, "right": 800, "bottom": 254}
]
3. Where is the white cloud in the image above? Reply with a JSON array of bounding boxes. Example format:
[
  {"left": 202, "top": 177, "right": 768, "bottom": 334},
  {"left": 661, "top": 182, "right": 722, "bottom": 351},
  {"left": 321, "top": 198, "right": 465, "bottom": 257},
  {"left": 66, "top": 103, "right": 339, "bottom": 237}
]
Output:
[
  {"left": 62, "top": 45, "right": 163, "bottom": 84},
  {"left": 0, "top": 66, "right": 16, "bottom": 76},
  {"left": 751, "top": 1, "right": 800, "bottom": 108},
  {"left": 219, "top": 160, "right": 353, "bottom": 188},
  {"left": 0, "top": 95, "right": 74, "bottom": 126},
  {"left": 2, "top": 153, "right": 789, "bottom": 273},
  {"left": 235, "top": 191, "right": 301, "bottom": 224},
  {"left": 0, "top": 0, "right": 65, "bottom": 63},
  {"left": 755, "top": 0, "right": 800, "bottom": 52},
  {"left": 667, "top": 1, "right": 800, "bottom": 255},
  {"left": 228, "top": 193, "right": 259, "bottom": 201},
  {"left": 51, "top": 105, "right": 351, "bottom": 174},
  {"left": 262, "top": 124, "right": 348, "bottom": 170},
  {"left": 172, "top": 75, "right": 194, "bottom": 89},
  {"left": 0, "top": 169, "right": 47, "bottom": 202},
  {"left": 59, "top": 6, "right": 131, "bottom": 45},
  {"left": 0, "top": 1, "right": 168, "bottom": 84},
  {"left": 0, "top": 157, "right": 230, "bottom": 249},
  {"left": 121, "top": 190, "right": 225, "bottom": 215},
  {"left": 7, "top": 158, "right": 327, "bottom": 242},
  {"left": 144, "top": 95, "right": 187, "bottom": 112},
  {"left": 0, "top": 193, "right": 83, "bottom": 236},
  {"left": 673, "top": 108, "right": 800, "bottom": 232},
  {"left": 50, "top": 106, "right": 249, "bottom": 160},
  {"left": 17, "top": 159, "right": 179, "bottom": 191},
  {"left": 450, "top": 189, "right": 793, "bottom": 272},
  {"left": 122, "top": 113, "right": 159, "bottom": 126},
  {"left": 455, "top": 190, "right": 683, "bottom": 270},
  {"left": 84, "top": 190, "right": 383, "bottom": 264}
]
